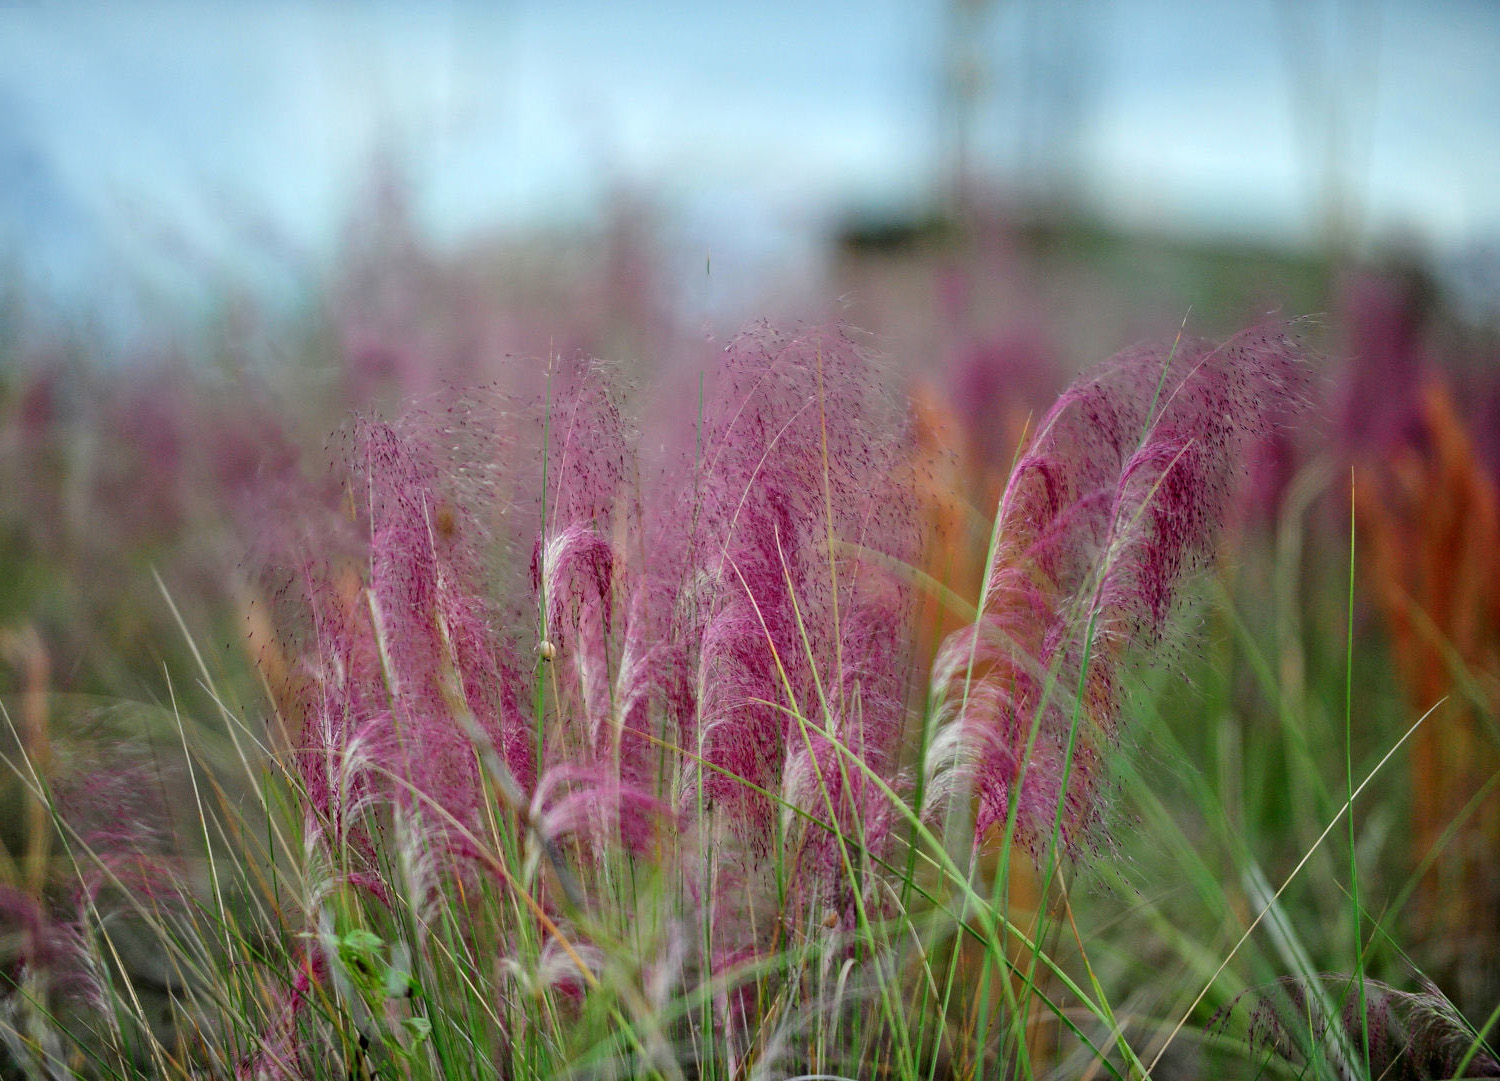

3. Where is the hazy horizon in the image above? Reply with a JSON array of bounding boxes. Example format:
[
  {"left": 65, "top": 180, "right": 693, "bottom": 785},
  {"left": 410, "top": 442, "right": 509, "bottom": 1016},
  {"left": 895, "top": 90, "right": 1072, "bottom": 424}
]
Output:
[{"left": 2, "top": 0, "right": 1497, "bottom": 335}]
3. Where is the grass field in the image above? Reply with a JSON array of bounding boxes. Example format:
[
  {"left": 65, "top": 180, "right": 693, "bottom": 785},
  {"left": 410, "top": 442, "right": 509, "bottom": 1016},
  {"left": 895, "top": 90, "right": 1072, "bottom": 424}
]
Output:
[{"left": 1, "top": 218, "right": 1497, "bottom": 1079}]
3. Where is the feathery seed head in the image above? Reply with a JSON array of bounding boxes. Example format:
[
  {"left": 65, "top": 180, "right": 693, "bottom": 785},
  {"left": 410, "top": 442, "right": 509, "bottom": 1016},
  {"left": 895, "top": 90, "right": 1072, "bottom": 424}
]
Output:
[{"left": 926, "top": 324, "right": 1309, "bottom": 857}]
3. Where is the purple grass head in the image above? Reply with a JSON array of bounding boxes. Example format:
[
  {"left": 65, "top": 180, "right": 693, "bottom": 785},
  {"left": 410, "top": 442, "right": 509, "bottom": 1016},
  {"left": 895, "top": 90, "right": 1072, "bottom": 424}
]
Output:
[
  {"left": 0, "top": 886, "right": 98, "bottom": 1010},
  {"left": 238, "top": 950, "right": 324, "bottom": 1080},
  {"left": 533, "top": 522, "right": 614, "bottom": 655},
  {"left": 682, "top": 324, "right": 920, "bottom": 876},
  {"left": 1336, "top": 269, "right": 1431, "bottom": 458},
  {"left": 949, "top": 331, "right": 1065, "bottom": 472},
  {"left": 526, "top": 357, "right": 700, "bottom": 783},
  {"left": 540, "top": 356, "right": 634, "bottom": 532},
  {"left": 1213, "top": 974, "right": 1500, "bottom": 1081},
  {"left": 277, "top": 410, "right": 535, "bottom": 842},
  {"left": 52, "top": 734, "right": 194, "bottom": 915},
  {"left": 530, "top": 764, "right": 674, "bottom": 857},
  {"left": 926, "top": 324, "right": 1309, "bottom": 858}
]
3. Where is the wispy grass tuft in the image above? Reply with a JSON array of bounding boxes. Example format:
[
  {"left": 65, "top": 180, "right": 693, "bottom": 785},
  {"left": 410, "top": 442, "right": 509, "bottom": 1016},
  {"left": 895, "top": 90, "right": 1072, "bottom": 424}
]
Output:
[{"left": 9, "top": 318, "right": 1492, "bottom": 1081}]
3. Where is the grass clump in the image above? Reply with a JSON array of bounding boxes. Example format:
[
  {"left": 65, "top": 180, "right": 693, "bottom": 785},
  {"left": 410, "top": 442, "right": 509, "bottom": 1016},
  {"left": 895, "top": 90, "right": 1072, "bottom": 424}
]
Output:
[{"left": 2, "top": 321, "right": 1495, "bottom": 1081}]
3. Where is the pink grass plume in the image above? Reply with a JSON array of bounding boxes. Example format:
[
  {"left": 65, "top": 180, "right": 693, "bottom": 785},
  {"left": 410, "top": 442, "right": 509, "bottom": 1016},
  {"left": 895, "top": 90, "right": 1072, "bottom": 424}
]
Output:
[{"left": 926, "top": 323, "right": 1310, "bottom": 858}]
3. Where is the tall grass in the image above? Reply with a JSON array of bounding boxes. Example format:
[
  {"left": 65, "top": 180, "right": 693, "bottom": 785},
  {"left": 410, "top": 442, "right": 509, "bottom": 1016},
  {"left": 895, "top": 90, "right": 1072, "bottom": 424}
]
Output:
[{"left": 2, "top": 321, "right": 1496, "bottom": 1080}]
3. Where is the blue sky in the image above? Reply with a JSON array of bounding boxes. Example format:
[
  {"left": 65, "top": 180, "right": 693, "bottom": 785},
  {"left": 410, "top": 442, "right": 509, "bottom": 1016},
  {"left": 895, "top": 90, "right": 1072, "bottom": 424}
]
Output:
[{"left": 1, "top": 0, "right": 1496, "bottom": 325}]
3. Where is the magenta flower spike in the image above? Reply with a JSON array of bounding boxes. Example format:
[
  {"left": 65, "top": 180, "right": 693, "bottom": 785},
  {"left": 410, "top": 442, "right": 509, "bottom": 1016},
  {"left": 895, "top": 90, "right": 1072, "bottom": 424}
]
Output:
[
  {"left": 682, "top": 324, "right": 920, "bottom": 884},
  {"left": 278, "top": 411, "right": 537, "bottom": 845},
  {"left": 926, "top": 325, "right": 1309, "bottom": 858}
]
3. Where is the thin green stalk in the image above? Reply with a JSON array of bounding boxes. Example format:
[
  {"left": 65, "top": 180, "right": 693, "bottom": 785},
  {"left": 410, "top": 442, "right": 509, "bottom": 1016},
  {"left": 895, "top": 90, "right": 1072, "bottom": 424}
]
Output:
[
  {"left": 1345, "top": 473, "right": 1371, "bottom": 1076},
  {"left": 732, "top": 547, "right": 918, "bottom": 1079},
  {"left": 1454, "top": 997, "right": 1500, "bottom": 1080},
  {"left": 1146, "top": 696, "right": 1445, "bottom": 1074}
]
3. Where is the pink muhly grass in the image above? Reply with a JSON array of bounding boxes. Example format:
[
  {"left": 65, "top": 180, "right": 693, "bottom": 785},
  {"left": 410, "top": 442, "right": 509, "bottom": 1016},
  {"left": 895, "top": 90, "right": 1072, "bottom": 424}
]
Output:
[
  {"left": 233, "top": 316, "right": 1319, "bottom": 1071},
  {"left": 948, "top": 330, "right": 1065, "bottom": 476},
  {"left": 529, "top": 763, "right": 674, "bottom": 858},
  {"left": 0, "top": 886, "right": 56, "bottom": 980},
  {"left": 1213, "top": 974, "right": 1500, "bottom": 1081},
  {"left": 0, "top": 886, "right": 99, "bottom": 1010},
  {"left": 0, "top": 738, "right": 193, "bottom": 1043},
  {"left": 533, "top": 522, "right": 615, "bottom": 653},
  {"left": 236, "top": 946, "right": 328, "bottom": 1081},
  {"left": 500, "top": 927, "right": 603, "bottom": 1004},
  {"left": 539, "top": 357, "right": 635, "bottom": 533},
  {"left": 1336, "top": 270, "right": 1431, "bottom": 458},
  {"left": 926, "top": 324, "right": 1309, "bottom": 858},
  {"left": 278, "top": 412, "right": 535, "bottom": 844},
  {"left": 682, "top": 324, "right": 920, "bottom": 917},
  {"left": 529, "top": 358, "right": 698, "bottom": 793},
  {"left": 532, "top": 520, "right": 620, "bottom": 761},
  {"left": 50, "top": 737, "right": 195, "bottom": 915}
]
